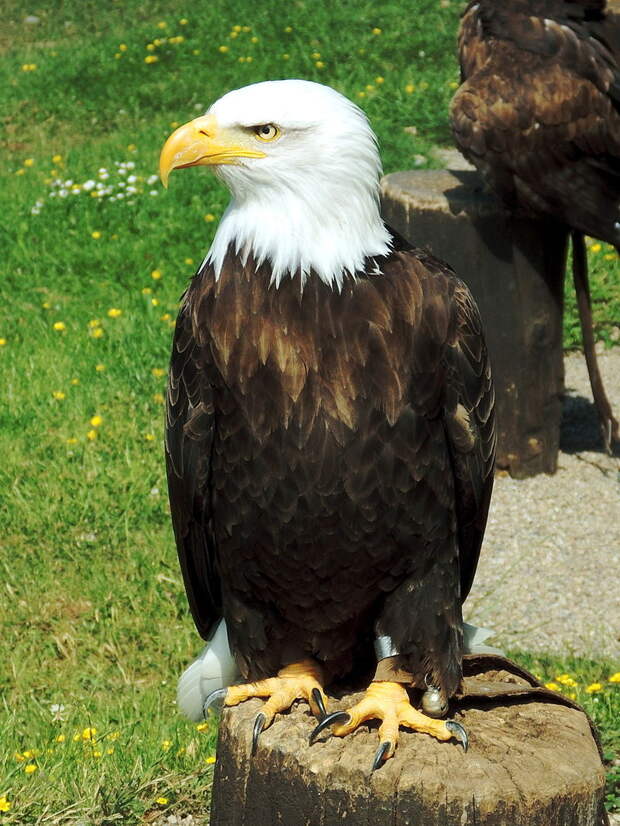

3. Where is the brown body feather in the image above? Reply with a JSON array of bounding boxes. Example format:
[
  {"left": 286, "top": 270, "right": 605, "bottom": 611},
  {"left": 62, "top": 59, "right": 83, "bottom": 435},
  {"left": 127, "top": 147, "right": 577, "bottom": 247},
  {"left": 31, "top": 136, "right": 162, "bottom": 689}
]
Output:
[
  {"left": 451, "top": 0, "right": 620, "bottom": 245},
  {"left": 166, "top": 247, "right": 495, "bottom": 701}
]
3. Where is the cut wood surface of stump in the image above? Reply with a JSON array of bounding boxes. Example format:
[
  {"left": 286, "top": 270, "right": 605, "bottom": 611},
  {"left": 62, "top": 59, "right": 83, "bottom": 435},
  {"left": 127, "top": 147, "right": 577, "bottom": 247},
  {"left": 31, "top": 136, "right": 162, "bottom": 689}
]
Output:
[{"left": 210, "top": 660, "right": 608, "bottom": 826}]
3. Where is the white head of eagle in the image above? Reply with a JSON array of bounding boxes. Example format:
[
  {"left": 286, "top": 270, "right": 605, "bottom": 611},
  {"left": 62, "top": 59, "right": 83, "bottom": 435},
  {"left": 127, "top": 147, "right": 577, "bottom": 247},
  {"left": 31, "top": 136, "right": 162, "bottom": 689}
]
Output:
[{"left": 159, "top": 79, "right": 392, "bottom": 289}]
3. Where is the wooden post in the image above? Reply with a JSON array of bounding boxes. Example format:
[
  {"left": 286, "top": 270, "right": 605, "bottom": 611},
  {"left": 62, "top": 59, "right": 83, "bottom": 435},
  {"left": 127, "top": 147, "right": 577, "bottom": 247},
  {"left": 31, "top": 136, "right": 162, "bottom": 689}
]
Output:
[
  {"left": 380, "top": 169, "right": 569, "bottom": 479},
  {"left": 209, "top": 659, "right": 608, "bottom": 825}
]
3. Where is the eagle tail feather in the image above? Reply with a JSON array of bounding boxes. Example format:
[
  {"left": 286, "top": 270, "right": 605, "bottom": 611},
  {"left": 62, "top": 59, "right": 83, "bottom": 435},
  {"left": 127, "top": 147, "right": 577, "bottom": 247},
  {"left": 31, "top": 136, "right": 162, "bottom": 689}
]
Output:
[{"left": 176, "top": 618, "right": 240, "bottom": 722}]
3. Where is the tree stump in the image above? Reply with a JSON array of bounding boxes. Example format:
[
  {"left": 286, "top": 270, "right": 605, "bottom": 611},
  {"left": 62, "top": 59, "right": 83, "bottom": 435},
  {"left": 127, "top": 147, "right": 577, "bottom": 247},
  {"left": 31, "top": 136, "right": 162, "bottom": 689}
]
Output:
[
  {"left": 380, "top": 169, "right": 569, "bottom": 478},
  {"left": 210, "top": 658, "right": 608, "bottom": 826}
]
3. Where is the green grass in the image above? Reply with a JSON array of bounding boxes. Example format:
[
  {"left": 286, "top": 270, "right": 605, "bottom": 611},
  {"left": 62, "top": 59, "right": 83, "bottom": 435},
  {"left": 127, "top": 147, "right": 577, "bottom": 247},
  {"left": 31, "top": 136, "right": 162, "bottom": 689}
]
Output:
[{"left": 0, "top": 0, "right": 618, "bottom": 821}]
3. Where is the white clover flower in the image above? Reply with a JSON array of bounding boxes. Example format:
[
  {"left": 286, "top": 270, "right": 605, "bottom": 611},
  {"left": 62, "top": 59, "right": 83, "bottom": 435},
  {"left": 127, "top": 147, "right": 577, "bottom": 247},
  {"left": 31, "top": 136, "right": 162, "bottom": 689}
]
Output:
[
  {"left": 49, "top": 191, "right": 57, "bottom": 198},
  {"left": 126, "top": 161, "right": 135, "bottom": 169},
  {"left": 98, "top": 171, "right": 109, "bottom": 180},
  {"left": 31, "top": 206, "right": 41, "bottom": 215},
  {"left": 147, "top": 174, "right": 158, "bottom": 185},
  {"left": 127, "top": 174, "right": 137, "bottom": 183},
  {"left": 64, "top": 179, "right": 73, "bottom": 187},
  {"left": 82, "top": 180, "right": 96, "bottom": 191},
  {"left": 149, "top": 190, "right": 159, "bottom": 196},
  {"left": 117, "top": 193, "right": 124, "bottom": 199},
  {"left": 126, "top": 185, "right": 137, "bottom": 194},
  {"left": 96, "top": 181, "right": 105, "bottom": 189},
  {"left": 118, "top": 181, "right": 126, "bottom": 188},
  {"left": 118, "top": 167, "right": 127, "bottom": 175},
  {"left": 58, "top": 189, "right": 68, "bottom": 197}
]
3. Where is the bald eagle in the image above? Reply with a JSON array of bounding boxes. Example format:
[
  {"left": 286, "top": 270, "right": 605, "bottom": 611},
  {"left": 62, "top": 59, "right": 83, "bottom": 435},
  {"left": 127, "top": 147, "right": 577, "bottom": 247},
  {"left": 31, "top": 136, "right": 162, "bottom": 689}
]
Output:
[
  {"left": 450, "top": 0, "right": 619, "bottom": 450},
  {"left": 160, "top": 80, "right": 496, "bottom": 768}
]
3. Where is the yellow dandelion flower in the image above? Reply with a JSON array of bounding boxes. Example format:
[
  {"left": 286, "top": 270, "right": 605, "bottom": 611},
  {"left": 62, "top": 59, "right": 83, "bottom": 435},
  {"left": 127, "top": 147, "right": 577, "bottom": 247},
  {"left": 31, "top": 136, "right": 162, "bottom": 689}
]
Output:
[
  {"left": 448, "top": 80, "right": 459, "bottom": 89},
  {"left": 82, "top": 728, "right": 97, "bottom": 740},
  {"left": 590, "top": 243, "right": 602, "bottom": 253},
  {"left": 91, "top": 327, "right": 104, "bottom": 338},
  {"left": 15, "top": 168, "right": 26, "bottom": 176},
  {"left": 242, "top": 26, "right": 251, "bottom": 32},
  {"left": 405, "top": 83, "right": 415, "bottom": 94},
  {"left": 372, "top": 27, "right": 382, "bottom": 35},
  {"left": 282, "top": 53, "right": 290, "bottom": 60},
  {"left": 91, "top": 230, "right": 102, "bottom": 239},
  {"left": 0, "top": 796, "right": 11, "bottom": 813},
  {"left": 153, "top": 392, "right": 165, "bottom": 404},
  {"left": 151, "top": 269, "right": 162, "bottom": 280},
  {"left": 142, "top": 286, "right": 153, "bottom": 295},
  {"left": 24, "top": 763, "right": 37, "bottom": 774},
  {"left": 88, "top": 319, "right": 101, "bottom": 328},
  {"left": 544, "top": 682, "right": 560, "bottom": 691},
  {"left": 246, "top": 56, "right": 253, "bottom": 62},
  {"left": 145, "top": 55, "right": 159, "bottom": 64},
  {"left": 185, "top": 257, "right": 194, "bottom": 266},
  {"left": 315, "top": 61, "right": 324, "bottom": 69},
  {"left": 419, "top": 81, "right": 429, "bottom": 90},
  {"left": 52, "top": 390, "right": 66, "bottom": 400},
  {"left": 66, "top": 437, "right": 78, "bottom": 445},
  {"left": 586, "top": 682, "right": 603, "bottom": 693},
  {"left": 604, "top": 253, "right": 615, "bottom": 260},
  {"left": 106, "top": 747, "right": 114, "bottom": 755},
  {"left": 71, "top": 377, "right": 80, "bottom": 385},
  {"left": 107, "top": 307, "right": 122, "bottom": 318},
  {"left": 176, "top": 747, "right": 186, "bottom": 756},
  {"left": 90, "top": 415, "right": 103, "bottom": 427},
  {"left": 609, "top": 672, "right": 620, "bottom": 683},
  {"left": 24, "top": 158, "right": 35, "bottom": 167},
  {"left": 284, "top": 26, "right": 292, "bottom": 33},
  {"left": 180, "top": 18, "right": 189, "bottom": 25},
  {"left": 192, "top": 49, "right": 200, "bottom": 55},
  {"left": 232, "top": 24, "right": 242, "bottom": 32},
  {"left": 170, "top": 121, "right": 179, "bottom": 129},
  {"left": 114, "top": 53, "right": 121, "bottom": 59},
  {"left": 73, "top": 732, "right": 81, "bottom": 742},
  {"left": 152, "top": 367, "right": 166, "bottom": 378},
  {"left": 219, "top": 45, "right": 229, "bottom": 53},
  {"left": 151, "top": 297, "right": 160, "bottom": 306},
  {"left": 230, "top": 30, "right": 239, "bottom": 38},
  {"left": 87, "top": 430, "right": 98, "bottom": 440},
  {"left": 42, "top": 300, "right": 51, "bottom": 309},
  {"left": 251, "top": 36, "right": 258, "bottom": 43},
  {"left": 238, "top": 56, "right": 246, "bottom": 63},
  {"left": 53, "top": 321, "right": 66, "bottom": 331},
  {"left": 128, "top": 143, "right": 137, "bottom": 152},
  {"left": 205, "top": 755, "right": 216, "bottom": 764},
  {"left": 366, "top": 84, "right": 375, "bottom": 92},
  {"left": 156, "top": 797, "right": 169, "bottom": 805},
  {"left": 196, "top": 722, "right": 209, "bottom": 732},
  {"left": 145, "top": 433, "right": 156, "bottom": 441},
  {"left": 375, "top": 76, "right": 385, "bottom": 84},
  {"left": 157, "top": 21, "right": 167, "bottom": 28},
  {"left": 92, "top": 749, "right": 102, "bottom": 758},
  {"left": 357, "top": 91, "right": 366, "bottom": 99},
  {"left": 160, "top": 313, "right": 171, "bottom": 321},
  {"left": 162, "top": 739, "right": 172, "bottom": 750},
  {"left": 205, "top": 213, "right": 216, "bottom": 222},
  {"left": 52, "top": 153, "right": 62, "bottom": 164},
  {"left": 107, "top": 731, "right": 120, "bottom": 740},
  {"left": 311, "top": 52, "right": 321, "bottom": 60},
  {"left": 119, "top": 43, "right": 127, "bottom": 51},
  {"left": 0, "top": 338, "right": 6, "bottom": 347},
  {"left": 95, "top": 363, "right": 106, "bottom": 372},
  {"left": 14, "top": 752, "right": 25, "bottom": 762}
]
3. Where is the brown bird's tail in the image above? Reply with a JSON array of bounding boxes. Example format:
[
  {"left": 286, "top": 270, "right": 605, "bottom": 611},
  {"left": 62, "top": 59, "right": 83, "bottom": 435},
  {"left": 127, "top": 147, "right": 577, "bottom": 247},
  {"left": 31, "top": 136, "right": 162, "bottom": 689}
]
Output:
[{"left": 571, "top": 230, "right": 619, "bottom": 452}]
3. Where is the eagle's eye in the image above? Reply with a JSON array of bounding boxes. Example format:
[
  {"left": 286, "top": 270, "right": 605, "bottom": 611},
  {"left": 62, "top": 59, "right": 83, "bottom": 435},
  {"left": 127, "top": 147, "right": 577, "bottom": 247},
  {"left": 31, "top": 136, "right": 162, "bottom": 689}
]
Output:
[{"left": 253, "top": 124, "right": 280, "bottom": 142}]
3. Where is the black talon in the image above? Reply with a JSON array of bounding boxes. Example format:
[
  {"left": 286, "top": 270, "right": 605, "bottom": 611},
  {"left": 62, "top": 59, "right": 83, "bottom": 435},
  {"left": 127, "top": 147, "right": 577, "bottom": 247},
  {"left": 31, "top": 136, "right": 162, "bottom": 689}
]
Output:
[
  {"left": 371, "top": 741, "right": 391, "bottom": 772},
  {"left": 309, "top": 710, "right": 351, "bottom": 745},
  {"left": 202, "top": 687, "right": 228, "bottom": 719},
  {"left": 311, "top": 687, "right": 327, "bottom": 720},
  {"left": 252, "top": 712, "right": 266, "bottom": 756},
  {"left": 445, "top": 720, "right": 468, "bottom": 752}
]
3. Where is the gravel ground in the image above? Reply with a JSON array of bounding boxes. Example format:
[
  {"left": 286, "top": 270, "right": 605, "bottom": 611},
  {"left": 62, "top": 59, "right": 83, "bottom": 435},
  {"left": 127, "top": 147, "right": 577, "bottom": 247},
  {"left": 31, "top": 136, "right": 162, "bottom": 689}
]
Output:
[{"left": 465, "top": 349, "right": 620, "bottom": 661}]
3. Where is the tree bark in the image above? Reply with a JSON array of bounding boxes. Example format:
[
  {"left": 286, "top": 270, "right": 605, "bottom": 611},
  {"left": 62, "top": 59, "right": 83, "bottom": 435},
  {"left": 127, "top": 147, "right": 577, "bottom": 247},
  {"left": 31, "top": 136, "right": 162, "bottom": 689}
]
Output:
[
  {"left": 380, "top": 169, "right": 568, "bottom": 478},
  {"left": 210, "top": 658, "right": 608, "bottom": 826}
]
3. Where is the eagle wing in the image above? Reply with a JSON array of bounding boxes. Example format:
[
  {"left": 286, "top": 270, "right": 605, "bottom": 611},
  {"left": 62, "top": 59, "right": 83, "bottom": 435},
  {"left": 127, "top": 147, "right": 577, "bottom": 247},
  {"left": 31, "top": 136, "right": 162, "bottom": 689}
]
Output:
[
  {"left": 452, "top": 2, "right": 620, "bottom": 242},
  {"left": 442, "top": 277, "right": 496, "bottom": 602},
  {"left": 166, "top": 293, "right": 220, "bottom": 640}
]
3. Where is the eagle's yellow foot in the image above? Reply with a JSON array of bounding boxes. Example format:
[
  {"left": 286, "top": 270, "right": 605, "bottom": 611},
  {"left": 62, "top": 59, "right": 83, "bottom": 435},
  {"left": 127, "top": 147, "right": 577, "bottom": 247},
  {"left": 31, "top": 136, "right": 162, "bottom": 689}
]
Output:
[
  {"left": 310, "top": 680, "right": 467, "bottom": 771},
  {"left": 215, "top": 660, "right": 328, "bottom": 754}
]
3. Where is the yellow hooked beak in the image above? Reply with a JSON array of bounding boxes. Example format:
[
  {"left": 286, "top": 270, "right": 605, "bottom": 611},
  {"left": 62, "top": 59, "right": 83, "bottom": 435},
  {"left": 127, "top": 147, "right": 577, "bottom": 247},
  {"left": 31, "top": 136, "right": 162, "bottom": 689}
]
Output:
[{"left": 159, "top": 114, "right": 267, "bottom": 188}]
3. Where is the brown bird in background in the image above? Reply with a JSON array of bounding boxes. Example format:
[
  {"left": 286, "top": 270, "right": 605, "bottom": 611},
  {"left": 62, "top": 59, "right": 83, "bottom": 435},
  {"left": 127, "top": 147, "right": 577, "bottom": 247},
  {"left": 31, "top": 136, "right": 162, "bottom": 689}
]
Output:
[{"left": 451, "top": 0, "right": 620, "bottom": 451}]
